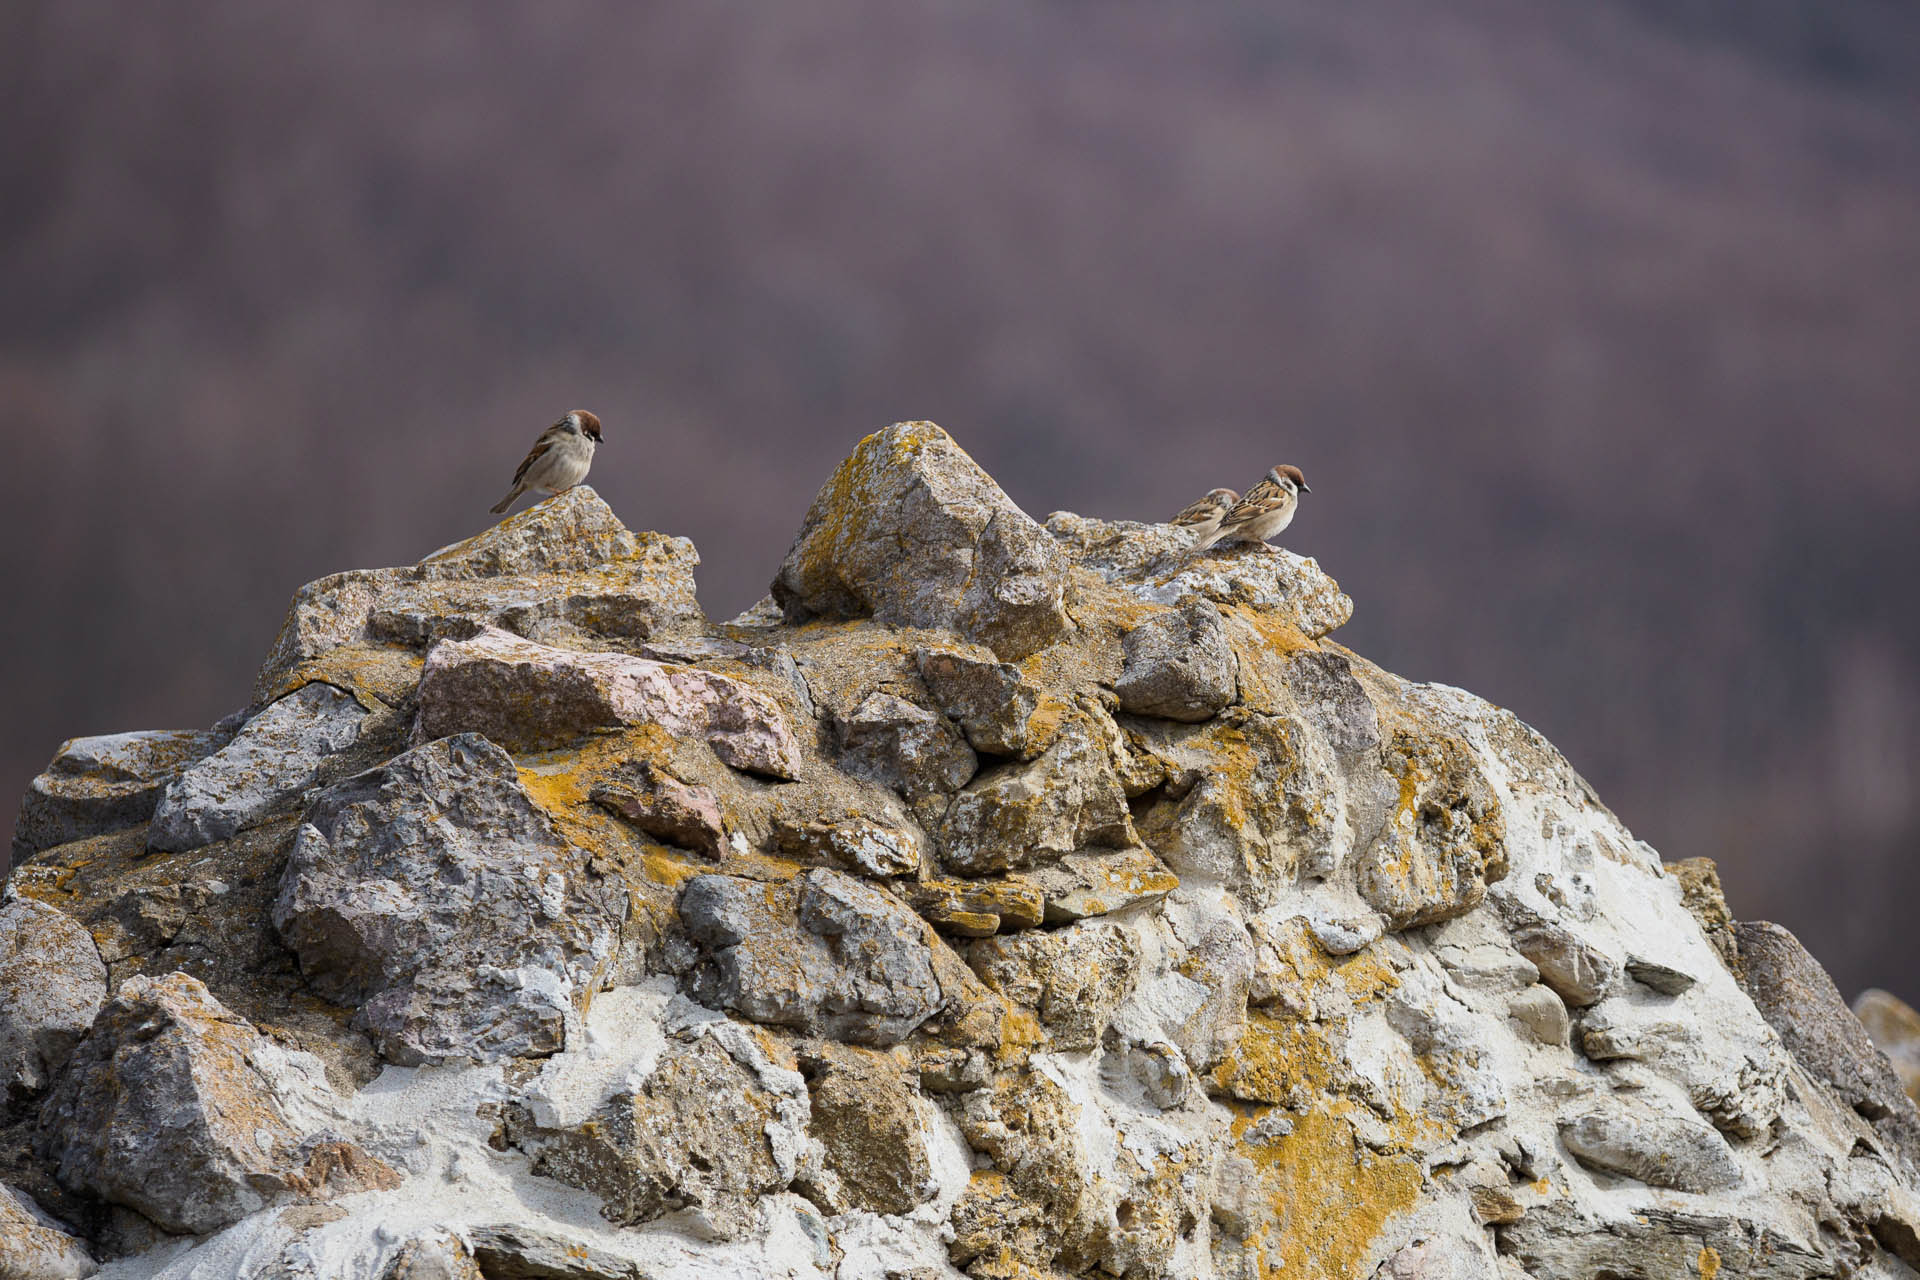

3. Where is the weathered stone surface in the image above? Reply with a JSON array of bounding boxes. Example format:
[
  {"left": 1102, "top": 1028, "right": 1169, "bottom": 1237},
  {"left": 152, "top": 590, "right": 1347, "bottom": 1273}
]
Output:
[
  {"left": 0, "top": 901, "right": 106, "bottom": 1100},
  {"left": 591, "top": 762, "right": 727, "bottom": 858},
  {"left": 1624, "top": 955, "right": 1696, "bottom": 995},
  {"left": 1735, "top": 919, "right": 1920, "bottom": 1169},
  {"left": 1857, "top": 987, "right": 1920, "bottom": 1105},
  {"left": 831, "top": 690, "right": 977, "bottom": 799},
  {"left": 1112, "top": 597, "right": 1237, "bottom": 722},
  {"left": 12, "top": 729, "right": 228, "bottom": 865},
  {"left": 382, "top": 1233, "right": 486, "bottom": 1280},
  {"left": 1355, "top": 726, "right": 1507, "bottom": 929},
  {"left": 1506, "top": 984, "right": 1570, "bottom": 1048},
  {"left": 254, "top": 486, "right": 702, "bottom": 703},
  {"left": 1045, "top": 511, "right": 1353, "bottom": 639},
  {"left": 0, "top": 1184, "right": 95, "bottom": 1279},
  {"left": 467, "top": 1226, "right": 647, "bottom": 1279},
  {"left": 800, "top": 1046, "right": 934, "bottom": 1216},
  {"left": 766, "top": 799, "right": 924, "bottom": 879},
  {"left": 507, "top": 1019, "right": 805, "bottom": 1240},
  {"left": 900, "top": 876, "right": 1044, "bottom": 936},
  {"left": 971, "top": 920, "right": 1140, "bottom": 1051},
  {"left": 1498, "top": 1201, "right": 1830, "bottom": 1280},
  {"left": 1023, "top": 845, "right": 1179, "bottom": 923},
  {"left": 36, "top": 973, "right": 339, "bottom": 1235},
  {"left": 771, "top": 422, "right": 1071, "bottom": 660},
  {"left": 1376, "top": 1236, "right": 1490, "bottom": 1280},
  {"left": 1558, "top": 1096, "right": 1742, "bottom": 1192},
  {"left": 678, "top": 870, "right": 948, "bottom": 1045},
  {"left": 415, "top": 626, "right": 802, "bottom": 776},
  {"left": 273, "top": 734, "right": 622, "bottom": 1064},
  {"left": 1509, "top": 921, "right": 1618, "bottom": 1008},
  {"left": 915, "top": 647, "right": 1048, "bottom": 757},
  {"left": 935, "top": 719, "right": 1132, "bottom": 876},
  {"left": 148, "top": 683, "right": 370, "bottom": 853}
]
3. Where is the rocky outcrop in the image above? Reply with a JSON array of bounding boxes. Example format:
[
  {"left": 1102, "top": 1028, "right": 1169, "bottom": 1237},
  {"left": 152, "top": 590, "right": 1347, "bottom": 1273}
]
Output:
[{"left": 6, "top": 421, "right": 1918, "bottom": 1279}]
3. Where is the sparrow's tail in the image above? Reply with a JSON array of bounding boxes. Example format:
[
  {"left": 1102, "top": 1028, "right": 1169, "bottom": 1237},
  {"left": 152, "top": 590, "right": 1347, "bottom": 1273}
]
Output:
[{"left": 489, "top": 485, "right": 523, "bottom": 515}]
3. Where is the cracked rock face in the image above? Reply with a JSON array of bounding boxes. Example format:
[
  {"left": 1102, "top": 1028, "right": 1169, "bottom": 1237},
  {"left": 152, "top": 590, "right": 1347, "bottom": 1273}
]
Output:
[{"left": 7, "top": 421, "right": 1920, "bottom": 1280}]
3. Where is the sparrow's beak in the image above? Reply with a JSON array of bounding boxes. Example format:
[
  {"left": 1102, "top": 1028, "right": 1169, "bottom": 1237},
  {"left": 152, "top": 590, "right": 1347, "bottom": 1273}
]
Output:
[{"left": 1300, "top": 484, "right": 1312, "bottom": 495}]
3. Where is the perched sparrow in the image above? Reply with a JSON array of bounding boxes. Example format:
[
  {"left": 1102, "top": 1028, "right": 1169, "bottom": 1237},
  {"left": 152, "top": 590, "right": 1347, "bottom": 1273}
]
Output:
[
  {"left": 1197, "top": 465, "right": 1311, "bottom": 549},
  {"left": 490, "top": 410, "right": 603, "bottom": 514},
  {"left": 1170, "top": 488, "right": 1239, "bottom": 543}
]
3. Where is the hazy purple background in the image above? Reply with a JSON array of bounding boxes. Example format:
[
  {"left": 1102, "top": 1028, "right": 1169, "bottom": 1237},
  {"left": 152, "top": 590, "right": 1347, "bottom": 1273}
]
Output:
[{"left": 4, "top": 1, "right": 1917, "bottom": 993}]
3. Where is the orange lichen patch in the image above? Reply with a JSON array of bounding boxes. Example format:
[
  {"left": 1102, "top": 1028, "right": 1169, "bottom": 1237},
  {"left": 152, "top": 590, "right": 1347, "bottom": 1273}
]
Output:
[
  {"left": 1696, "top": 1246, "right": 1722, "bottom": 1278},
  {"left": 995, "top": 1005, "right": 1047, "bottom": 1063},
  {"left": 1211, "top": 1011, "right": 1346, "bottom": 1106},
  {"left": 1235, "top": 1107, "right": 1424, "bottom": 1280},
  {"left": 260, "top": 643, "right": 424, "bottom": 710}
]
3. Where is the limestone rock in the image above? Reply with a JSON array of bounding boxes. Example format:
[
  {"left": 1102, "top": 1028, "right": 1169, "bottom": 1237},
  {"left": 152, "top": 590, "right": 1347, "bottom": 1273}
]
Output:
[
  {"left": 900, "top": 876, "right": 1045, "bottom": 936},
  {"left": 800, "top": 1046, "right": 935, "bottom": 1216},
  {"left": 935, "top": 718, "right": 1132, "bottom": 876},
  {"left": 765, "top": 798, "right": 924, "bottom": 879},
  {"left": 11, "top": 729, "right": 228, "bottom": 865},
  {"left": 1045, "top": 510, "right": 1353, "bottom": 639},
  {"left": 415, "top": 626, "right": 802, "bottom": 776},
  {"left": 1355, "top": 726, "right": 1507, "bottom": 929},
  {"left": 771, "top": 421, "right": 1071, "bottom": 660},
  {"left": 1509, "top": 921, "right": 1619, "bottom": 1008},
  {"left": 1113, "top": 597, "right": 1237, "bottom": 722},
  {"left": 253, "top": 486, "right": 701, "bottom": 704},
  {"left": 382, "top": 1233, "right": 486, "bottom": 1280},
  {"left": 1506, "top": 984, "right": 1570, "bottom": 1048},
  {"left": 148, "top": 683, "right": 370, "bottom": 853},
  {"left": 970, "top": 919, "right": 1141, "bottom": 1051},
  {"left": 1856, "top": 987, "right": 1920, "bottom": 1105},
  {"left": 916, "top": 647, "right": 1048, "bottom": 757},
  {"left": 1558, "top": 1096, "right": 1742, "bottom": 1192},
  {"left": 830, "top": 690, "right": 977, "bottom": 799},
  {"left": 273, "top": 734, "right": 622, "bottom": 1064},
  {"left": 0, "top": 1185, "right": 94, "bottom": 1279},
  {"left": 1376, "top": 1236, "right": 1491, "bottom": 1280},
  {"left": 1735, "top": 920, "right": 1920, "bottom": 1170},
  {"left": 467, "top": 1226, "right": 648, "bottom": 1279},
  {"left": 678, "top": 870, "right": 948, "bottom": 1045},
  {"left": 506, "top": 1020, "right": 805, "bottom": 1240},
  {"left": 0, "top": 900, "right": 106, "bottom": 1099},
  {"left": 36, "top": 973, "right": 339, "bottom": 1235},
  {"left": 1497, "top": 1201, "right": 1829, "bottom": 1280},
  {"left": 590, "top": 762, "right": 728, "bottom": 859}
]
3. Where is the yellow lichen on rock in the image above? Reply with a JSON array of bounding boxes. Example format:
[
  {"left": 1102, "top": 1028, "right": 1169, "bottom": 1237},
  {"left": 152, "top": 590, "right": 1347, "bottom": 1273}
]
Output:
[{"left": 1230, "top": 1107, "right": 1423, "bottom": 1280}]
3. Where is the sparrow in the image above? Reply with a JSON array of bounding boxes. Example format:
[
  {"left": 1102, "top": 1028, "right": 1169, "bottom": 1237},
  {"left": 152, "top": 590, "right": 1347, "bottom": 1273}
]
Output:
[
  {"left": 1196, "top": 465, "right": 1311, "bottom": 550},
  {"left": 490, "top": 410, "right": 603, "bottom": 514},
  {"left": 1169, "top": 488, "right": 1239, "bottom": 543}
]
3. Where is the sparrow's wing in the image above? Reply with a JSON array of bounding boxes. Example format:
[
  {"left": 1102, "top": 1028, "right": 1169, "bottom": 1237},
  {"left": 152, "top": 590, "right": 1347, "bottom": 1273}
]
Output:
[
  {"left": 1171, "top": 497, "right": 1224, "bottom": 526},
  {"left": 510, "top": 423, "right": 566, "bottom": 486},
  {"left": 1215, "top": 479, "right": 1288, "bottom": 533}
]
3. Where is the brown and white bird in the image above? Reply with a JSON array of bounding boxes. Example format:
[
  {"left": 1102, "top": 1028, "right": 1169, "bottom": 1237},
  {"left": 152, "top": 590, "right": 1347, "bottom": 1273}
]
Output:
[
  {"left": 490, "top": 410, "right": 603, "bottom": 514},
  {"left": 1196, "top": 465, "right": 1311, "bottom": 550},
  {"left": 1170, "top": 488, "right": 1239, "bottom": 543}
]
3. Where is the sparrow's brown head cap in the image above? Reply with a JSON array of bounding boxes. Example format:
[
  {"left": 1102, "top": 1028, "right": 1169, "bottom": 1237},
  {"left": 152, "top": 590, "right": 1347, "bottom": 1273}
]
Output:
[
  {"left": 1271, "top": 464, "right": 1309, "bottom": 494},
  {"left": 571, "top": 410, "right": 603, "bottom": 442}
]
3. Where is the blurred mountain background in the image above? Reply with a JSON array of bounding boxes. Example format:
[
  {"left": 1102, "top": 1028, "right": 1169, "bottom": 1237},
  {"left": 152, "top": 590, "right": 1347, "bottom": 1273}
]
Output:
[{"left": 2, "top": 0, "right": 1916, "bottom": 991}]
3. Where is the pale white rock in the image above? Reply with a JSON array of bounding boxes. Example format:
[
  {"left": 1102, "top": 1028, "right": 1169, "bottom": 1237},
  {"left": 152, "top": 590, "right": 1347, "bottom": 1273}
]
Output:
[
  {"left": 0, "top": 1184, "right": 95, "bottom": 1279},
  {"left": 12, "top": 728, "right": 228, "bottom": 864}
]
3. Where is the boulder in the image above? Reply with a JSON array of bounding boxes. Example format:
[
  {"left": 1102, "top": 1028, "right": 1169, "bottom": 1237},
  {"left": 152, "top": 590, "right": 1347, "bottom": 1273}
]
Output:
[
  {"left": 830, "top": 690, "right": 977, "bottom": 799},
  {"left": 414, "top": 626, "right": 802, "bottom": 777},
  {"left": 1735, "top": 920, "right": 1920, "bottom": 1170},
  {"left": 916, "top": 647, "right": 1049, "bottom": 758},
  {"left": 147, "top": 682, "right": 370, "bottom": 853},
  {"left": 273, "top": 734, "right": 623, "bottom": 1065},
  {"left": 935, "top": 718, "right": 1132, "bottom": 876},
  {"left": 0, "top": 1184, "right": 94, "bottom": 1279},
  {"left": 0, "top": 900, "right": 107, "bottom": 1099},
  {"left": 771, "top": 422, "right": 1071, "bottom": 660},
  {"left": 1355, "top": 726, "right": 1507, "bottom": 929},
  {"left": 1557, "top": 1096, "right": 1742, "bottom": 1192},
  {"left": 801, "top": 1046, "right": 936, "bottom": 1216},
  {"left": 11, "top": 729, "right": 228, "bottom": 865},
  {"left": 1113, "top": 597, "right": 1237, "bottom": 722},
  {"left": 678, "top": 870, "right": 948, "bottom": 1046},
  {"left": 36, "top": 973, "right": 340, "bottom": 1235},
  {"left": 506, "top": 1020, "right": 806, "bottom": 1240},
  {"left": 253, "top": 486, "right": 702, "bottom": 704},
  {"left": 590, "top": 762, "right": 728, "bottom": 858},
  {"left": 465, "top": 1227, "right": 646, "bottom": 1280},
  {"left": 1509, "top": 922, "right": 1619, "bottom": 1009}
]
